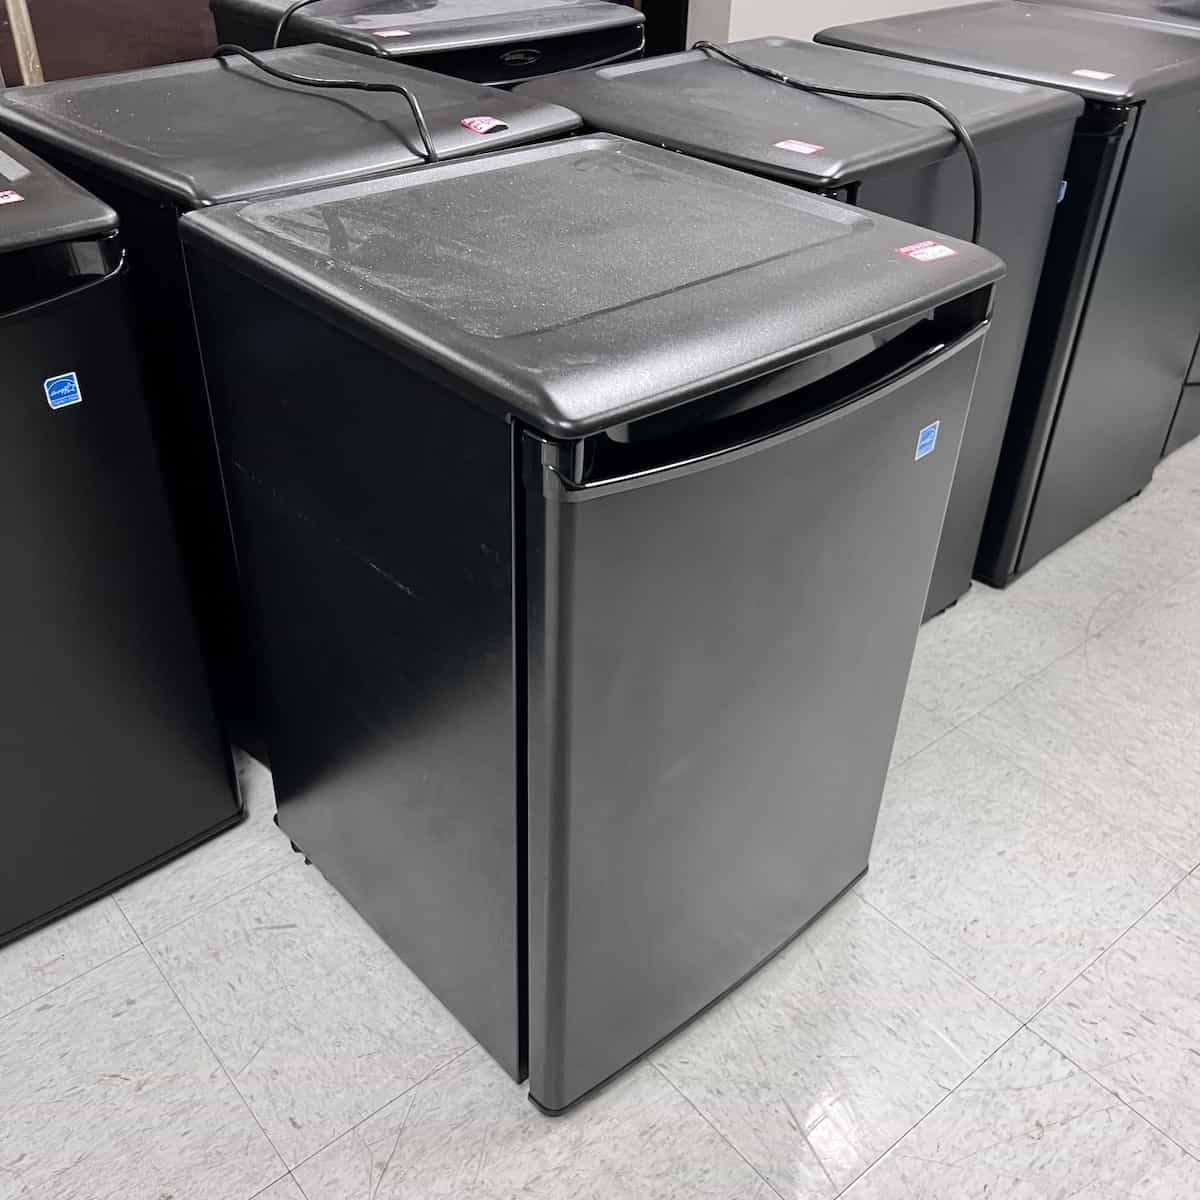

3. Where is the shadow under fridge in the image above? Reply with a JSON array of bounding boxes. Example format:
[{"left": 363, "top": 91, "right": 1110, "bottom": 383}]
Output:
[
  {"left": 517, "top": 39, "right": 1080, "bottom": 618},
  {"left": 209, "top": 0, "right": 646, "bottom": 85},
  {"left": 0, "top": 134, "right": 239, "bottom": 944},
  {"left": 181, "top": 136, "right": 1002, "bottom": 1112},
  {"left": 818, "top": 3, "right": 1200, "bottom": 584},
  {"left": 0, "top": 48, "right": 579, "bottom": 757}
]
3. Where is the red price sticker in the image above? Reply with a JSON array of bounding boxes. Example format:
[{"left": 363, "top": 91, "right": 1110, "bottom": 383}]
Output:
[
  {"left": 0, "top": 190, "right": 24, "bottom": 205},
  {"left": 774, "top": 139, "right": 825, "bottom": 155},
  {"left": 897, "top": 240, "right": 958, "bottom": 263},
  {"left": 460, "top": 116, "right": 509, "bottom": 135}
]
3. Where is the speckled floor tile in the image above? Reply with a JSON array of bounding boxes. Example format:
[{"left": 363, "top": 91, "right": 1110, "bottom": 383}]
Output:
[
  {"left": 252, "top": 1175, "right": 308, "bottom": 1200},
  {"left": 116, "top": 751, "right": 297, "bottom": 940},
  {"left": 0, "top": 897, "right": 137, "bottom": 1020},
  {"left": 842, "top": 1029, "right": 1200, "bottom": 1199},
  {"left": 890, "top": 693, "right": 954, "bottom": 769},
  {"left": 966, "top": 639, "right": 1200, "bottom": 871},
  {"left": 295, "top": 1048, "right": 771, "bottom": 1200},
  {"left": 0, "top": 946, "right": 283, "bottom": 1200},
  {"left": 148, "top": 862, "right": 473, "bottom": 1167},
  {"left": 1033, "top": 873, "right": 1200, "bottom": 1159},
  {"left": 651, "top": 892, "right": 1016, "bottom": 1198},
  {"left": 906, "top": 586, "right": 1082, "bottom": 725},
  {"left": 860, "top": 729, "right": 1183, "bottom": 1018}
]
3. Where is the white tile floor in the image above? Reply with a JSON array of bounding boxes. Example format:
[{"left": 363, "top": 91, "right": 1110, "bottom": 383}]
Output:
[{"left": 4, "top": 440, "right": 1200, "bottom": 1199}]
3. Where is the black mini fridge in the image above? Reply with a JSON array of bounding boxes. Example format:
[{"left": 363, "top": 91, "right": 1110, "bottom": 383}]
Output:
[
  {"left": 180, "top": 135, "right": 1003, "bottom": 1111},
  {"left": 518, "top": 40, "right": 1080, "bottom": 618},
  {"left": 0, "top": 48, "right": 579, "bottom": 756},
  {"left": 210, "top": 0, "right": 646, "bottom": 85},
  {"left": 818, "top": 3, "right": 1200, "bottom": 586},
  {"left": 1031, "top": 0, "right": 1200, "bottom": 29},
  {"left": 0, "top": 134, "right": 239, "bottom": 944}
]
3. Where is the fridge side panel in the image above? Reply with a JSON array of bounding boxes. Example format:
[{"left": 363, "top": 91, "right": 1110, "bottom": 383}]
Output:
[
  {"left": 187, "top": 252, "right": 525, "bottom": 1079},
  {"left": 858, "top": 114, "right": 1074, "bottom": 616}
]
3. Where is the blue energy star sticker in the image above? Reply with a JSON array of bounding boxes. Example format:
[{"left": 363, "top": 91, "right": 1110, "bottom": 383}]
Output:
[
  {"left": 44, "top": 372, "right": 83, "bottom": 410},
  {"left": 915, "top": 420, "right": 940, "bottom": 461}
]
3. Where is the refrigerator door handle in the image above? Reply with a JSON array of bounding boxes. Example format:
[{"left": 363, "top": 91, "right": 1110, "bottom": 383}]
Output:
[
  {"left": 542, "top": 318, "right": 989, "bottom": 502},
  {"left": 0, "top": 243, "right": 126, "bottom": 325}
]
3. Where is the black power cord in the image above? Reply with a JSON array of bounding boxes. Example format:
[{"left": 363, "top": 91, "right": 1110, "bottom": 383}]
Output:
[
  {"left": 692, "top": 40, "right": 984, "bottom": 244},
  {"left": 212, "top": 43, "right": 439, "bottom": 162},
  {"left": 273, "top": 0, "right": 327, "bottom": 48}
]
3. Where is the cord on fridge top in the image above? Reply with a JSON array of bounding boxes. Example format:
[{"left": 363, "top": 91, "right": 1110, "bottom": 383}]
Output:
[
  {"left": 212, "top": 43, "right": 440, "bottom": 162},
  {"left": 272, "top": 0, "right": 326, "bottom": 48},
  {"left": 692, "top": 40, "right": 984, "bottom": 244}
]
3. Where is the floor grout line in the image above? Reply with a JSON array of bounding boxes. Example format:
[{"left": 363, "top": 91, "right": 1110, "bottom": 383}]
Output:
[
  {"left": 1026, "top": 1026, "right": 1200, "bottom": 1166},
  {"left": 839, "top": 869, "right": 1192, "bottom": 1196},
  {"left": 830, "top": 1024, "right": 1029, "bottom": 1198},
  {"left": 0, "top": 920, "right": 144, "bottom": 1028},
  {"left": 285, "top": 1045, "right": 478, "bottom": 1179},
  {"left": 856, "top": 893, "right": 1025, "bottom": 1027},
  {"left": 649, "top": 1061, "right": 791, "bottom": 1200},
  {"left": 112, "top": 896, "right": 295, "bottom": 1190},
  {"left": 130, "top": 855, "right": 299, "bottom": 946}
]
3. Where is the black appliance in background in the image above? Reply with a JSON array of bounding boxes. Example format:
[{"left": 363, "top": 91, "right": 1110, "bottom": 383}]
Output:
[
  {"left": 1027, "top": 0, "right": 1200, "bottom": 456},
  {"left": 518, "top": 39, "right": 1080, "bottom": 618},
  {"left": 640, "top": 0, "right": 689, "bottom": 53},
  {"left": 181, "top": 135, "right": 1002, "bottom": 1111},
  {"left": 1029, "top": 0, "right": 1200, "bottom": 27},
  {"left": 0, "top": 134, "right": 239, "bottom": 945},
  {"left": 0, "top": 49, "right": 579, "bottom": 758},
  {"left": 209, "top": 0, "right": 646, "bottom": 85},
  {"left": 818, "top": 4, "right": 1200, "bottom": 587}
]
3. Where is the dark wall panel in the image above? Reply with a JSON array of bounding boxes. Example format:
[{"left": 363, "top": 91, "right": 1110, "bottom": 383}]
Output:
[{"left": 1, "top": 0, "right": 215, "bottom": 85}]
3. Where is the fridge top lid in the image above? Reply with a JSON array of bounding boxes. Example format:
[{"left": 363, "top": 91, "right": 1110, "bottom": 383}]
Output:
[
  {"left": 817, "top": 2, "right": 1200, "bottom": 103},
  {"left": 0, "top": 46, "right": 580, "bottom": 209},
  {"left": 1027, "top": 0, "right": 1200, "bottom": 34},
  {"left": 180, "top": 135, "right": 1003, "bottom": 438},
  {"left": 0, "top": 130, "right": 116, "bottom": 255},
  {"left": 517, "top": 38, "right": 1081, "bottom": 190},
  {"left": 216, "top": 0, "right": 644, "bottom": 56}
]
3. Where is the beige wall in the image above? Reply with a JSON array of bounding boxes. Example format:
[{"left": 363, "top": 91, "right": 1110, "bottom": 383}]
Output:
[{"left": 689, "top": 0, "right": 978, "bottom": 45}]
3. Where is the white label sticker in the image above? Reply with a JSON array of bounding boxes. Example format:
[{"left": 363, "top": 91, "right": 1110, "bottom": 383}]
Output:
[
  {"left": 0, "top": 149, "right": 30, "bottom": 182},
  {"left": 0, "top": 190, "right": 25, "bottom": 205},
  {"left": 897, "top": 240, "right": 958, "bottom": 263},
  {"left": 774, "top": 139, "right": 825, "bottom": 155},
  {"left": 374, "top": 28, "right": 412, "bottom": 37},
  {"left": 460, "top": 116, "right": 509, "bottom": 135},
  {"left": 1072, "top": 68, "right": 1116, "bottom": 80}
]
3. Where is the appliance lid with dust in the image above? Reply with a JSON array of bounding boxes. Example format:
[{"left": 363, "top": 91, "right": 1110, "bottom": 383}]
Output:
[
  {"left": 517, "top": 37, "right": 1081, "bottom": 189},
  {"left": 0, "top": 46, "right": 580, "bottom": 208},
  {"left": 816, "top": 1, "right": 1200, "bottom": 103},
  {"left": 0, "top": 130, "right": 116, "bottom": 254},
  {"left": 179, "top": 134, "right": 1003, "bottom": 438}
]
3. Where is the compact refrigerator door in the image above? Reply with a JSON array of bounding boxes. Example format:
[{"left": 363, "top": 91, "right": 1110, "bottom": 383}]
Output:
[
  {"left": 525, "top": 313, "right": 987, "bottom": 1112},
  {"left": 0, "top": 245, "right": 239, "bottom": 943}
]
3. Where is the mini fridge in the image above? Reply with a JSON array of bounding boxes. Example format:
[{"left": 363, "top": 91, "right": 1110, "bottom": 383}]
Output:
[
  {"left": 0, "top": 134, "right": 239, "bottom": 944},
  {"left": 210, "top": 0, "right": 646, "bottom": 85},
  {"left": 0, "top": 48, "right": 579, "bottom": 756},
  {"left": 181, "top": 135, "right": 1003, "bottom": 1111},
  {"left": 518, "top": 39, "right": 1080, "bottom": 617},
  {"left": 1030, "top": 0, "right": 1200, "bottom": 28},
  {"left": 818, "top": 3, "right": 1200, "bottom": 585},
  {"left": 1028, "top": 0, "right": 1200, "bottom": 458}
]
